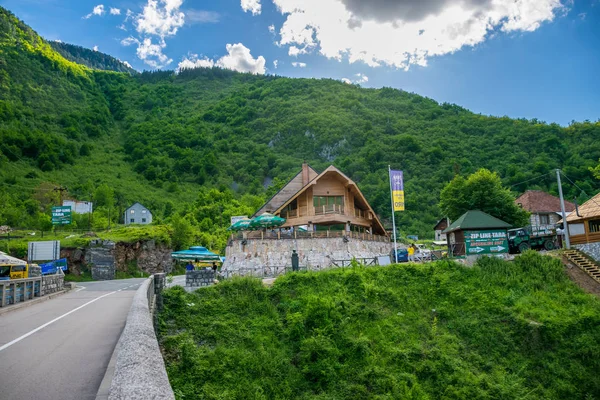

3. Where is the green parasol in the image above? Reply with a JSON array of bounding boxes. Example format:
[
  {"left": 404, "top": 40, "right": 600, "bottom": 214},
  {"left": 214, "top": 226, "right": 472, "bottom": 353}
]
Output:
[
  {"left": 227, "top": 219, "right": 252, "bottom": 231},
  {"left": 249, "top": 213, "right": 286, "bottom": 229}
]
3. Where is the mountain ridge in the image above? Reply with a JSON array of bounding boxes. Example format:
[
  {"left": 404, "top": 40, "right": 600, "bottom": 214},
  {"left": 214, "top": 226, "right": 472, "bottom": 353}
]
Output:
[{"left": 1, "top": 5, "right": 599, "bottom": 239}]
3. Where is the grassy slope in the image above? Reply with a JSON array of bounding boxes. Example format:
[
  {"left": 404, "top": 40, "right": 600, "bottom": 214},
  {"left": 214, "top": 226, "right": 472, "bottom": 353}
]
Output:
[{"left": 158, "top": 252, "right": 600, "bottom": 399}]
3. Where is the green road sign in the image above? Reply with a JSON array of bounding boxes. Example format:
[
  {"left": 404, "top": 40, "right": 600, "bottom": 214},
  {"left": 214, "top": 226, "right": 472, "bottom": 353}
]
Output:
[
  {"left": 464, "top": 230, "right": 508, "bottom": 255},
  {"left": 52, "top": 206, "right": 72, "bottom": 225}
]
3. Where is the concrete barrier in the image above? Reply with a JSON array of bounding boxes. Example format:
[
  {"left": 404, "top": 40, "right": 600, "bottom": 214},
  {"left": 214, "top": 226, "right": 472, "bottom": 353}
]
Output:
[{"left": 108, "top": 275, "right": 174, "bottom": 400}]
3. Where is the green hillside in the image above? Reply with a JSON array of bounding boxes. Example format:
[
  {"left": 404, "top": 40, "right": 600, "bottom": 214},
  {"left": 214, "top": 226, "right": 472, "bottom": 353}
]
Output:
[
  {"left": 49, "top": 41, "right": 137, "bottom": 74},
  {"left": 1, "top": 6, "right": 600, "bottom": 240},
  {"left": 158, "top": 253, "right": 600, "bottom": 399}
]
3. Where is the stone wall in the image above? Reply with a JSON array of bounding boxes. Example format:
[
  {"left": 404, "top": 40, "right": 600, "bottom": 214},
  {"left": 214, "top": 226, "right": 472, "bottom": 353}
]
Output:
[
  {"left": 223, "top": 237, "right": 392, "bottom": 273},
  {"left": 574, "top": 243, "right": 600, "bottom": 262},
  {"left": 62, "top": 239, "right": 173, "bottom": 278},
  {"left": 92, "top": 265, "right": 116, "bottom": 281},
  {"left": 41, "top": 274, "right": 64, "bottom": 296},
  {"left": 186, "top": 270, "right": 216, "bottom": 287}
]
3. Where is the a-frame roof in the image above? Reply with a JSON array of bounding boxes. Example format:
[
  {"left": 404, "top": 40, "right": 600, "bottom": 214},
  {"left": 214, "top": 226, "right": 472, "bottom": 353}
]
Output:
[
  {"left": 443, "top": 210, "right": 511, "bottom": 233},
  {"left": 253, "top": 165, "right": 319, "bottom": 217},
  {"left": 271, "top": 165, "right": 387, "bottom": 236},
  {"left": 565, "top": 191, "right": 600, "bottom": 223}
]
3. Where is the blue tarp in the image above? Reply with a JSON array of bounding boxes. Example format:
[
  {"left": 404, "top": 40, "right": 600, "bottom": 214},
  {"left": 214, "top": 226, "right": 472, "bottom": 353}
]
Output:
[{"left": 39, "top": 258, "right": 68, "bottom": 275}]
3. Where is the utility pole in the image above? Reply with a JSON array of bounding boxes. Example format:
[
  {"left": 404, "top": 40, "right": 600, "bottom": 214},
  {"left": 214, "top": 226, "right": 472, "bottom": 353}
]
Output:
[
  {"left": 89, "top": 192, "right": 93, "bottom": 230},
  {"left": 556, "top": 169, "right": 570, "bottom": 249},
  {"left": 388, "top": 165, "right": 399, "bottom": 261},
  {"left": 53, "top": 186, "right": 68, "bottom": 206}
]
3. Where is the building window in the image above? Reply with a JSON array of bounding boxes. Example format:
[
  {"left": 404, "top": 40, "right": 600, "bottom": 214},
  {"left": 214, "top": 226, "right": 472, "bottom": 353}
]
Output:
[
  {"left": 314, "top": 196, "right": 344, "bottom": 214},
  {"left": 539, "top": 214, "right": 550, "bottom": 225},
  {"left": 130, "top": 210, "right": 135, "bottom": 214},
  {"left": 130, "top": 218, "right": 135, "bottom": 223},
  {"left": 142, "top": 210, "right": 147, "bottom": 214},
  {"left": 589, "top": 219, "right": 600, "bottom": 234},
  {"left": 142, "top": 218, "right": 147, "bottom": 223}
]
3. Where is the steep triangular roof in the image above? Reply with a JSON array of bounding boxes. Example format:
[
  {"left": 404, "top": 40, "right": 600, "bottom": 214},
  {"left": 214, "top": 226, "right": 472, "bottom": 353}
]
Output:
[
  {"left": 433, "top": 217, "right": 449, "bottom": 231},
  {"left": 443, "top": 210, "right": 511, "bottom": 233},
  {"left": 273, "top": 165, "right": 387, "bottom": 236},
  {"left": 515, "top": 190, "right": 575, "bottom": 213},
  {"left": 254, "top": 165, "right": 319, "bottom": 217},
  {"left": 565, "top": 191, "right": 600, "bottom": 222}
]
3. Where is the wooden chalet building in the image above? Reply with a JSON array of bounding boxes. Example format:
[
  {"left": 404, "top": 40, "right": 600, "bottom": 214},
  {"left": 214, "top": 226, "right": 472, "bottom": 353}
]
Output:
[
  {"left": 254, "top": 163, "right": 387, "bottom": 237},
  {"left": 565, "top": 192, "right": 600, "bottom": 246},
  {"left": 223, "top": 164, "right": 391, "bottom": 273}
]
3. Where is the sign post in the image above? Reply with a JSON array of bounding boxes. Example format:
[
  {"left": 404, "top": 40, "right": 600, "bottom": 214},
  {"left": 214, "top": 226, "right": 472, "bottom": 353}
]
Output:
[
  {"left": 51, "top": 206, "right": 72, "bottom": 225},
  {"left": 389, "top": 168, "right": 405, "bottom": 261},
  {"left": 464, "top": 230, "right": 508, "bottom": 255}
]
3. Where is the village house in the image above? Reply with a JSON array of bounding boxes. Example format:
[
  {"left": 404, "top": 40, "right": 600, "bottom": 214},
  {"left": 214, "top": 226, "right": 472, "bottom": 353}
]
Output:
[
  {"left": 433, "top": 217, "right": 449, "bottom": 242},
  {"left": 124, "top": 203, "right": 152, "bottom": 225},
  {"left": 563, "top": 192, "right": 600, "bottom": 260},
  {"left": 222, "top": 164, "right": 391, "bottom": 273},
  {"left": 515, "top": 190, "right": 575, "bottom": 228}
]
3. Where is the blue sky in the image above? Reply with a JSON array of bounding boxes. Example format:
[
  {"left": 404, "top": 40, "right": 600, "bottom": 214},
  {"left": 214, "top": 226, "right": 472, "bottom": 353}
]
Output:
[{"left": 2, "top": 0, "right": 599, "bottom": 125}]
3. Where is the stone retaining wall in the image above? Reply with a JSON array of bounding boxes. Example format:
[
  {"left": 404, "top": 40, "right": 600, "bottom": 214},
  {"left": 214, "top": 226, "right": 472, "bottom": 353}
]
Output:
[
  {"left": 223, "top": 237, "right": 392, "bottom": 273},
  {"left": 186, "top": 270, "right": 216, "bottom": 287},
  {"left": 92, "top": 265, "right": 116, "bottom": 281},
  {"left": 108, "top": 276, "right": 174, "bottom": 400},
  {"left": 574, "top": 242, "right": 600, "bottom": 262},
  {"left": 42, "top": 274, "right": 64, "bottom": 296}
]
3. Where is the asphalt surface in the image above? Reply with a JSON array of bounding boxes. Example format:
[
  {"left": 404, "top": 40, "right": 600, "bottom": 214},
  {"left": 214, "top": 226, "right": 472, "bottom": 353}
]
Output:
[{"left": 0, "top": 278, "right": 145, "bottom": 400}]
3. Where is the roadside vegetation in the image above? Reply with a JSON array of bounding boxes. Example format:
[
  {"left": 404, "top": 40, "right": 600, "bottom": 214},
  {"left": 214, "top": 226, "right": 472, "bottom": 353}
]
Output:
[{"left": 158, "top": 252, "right": 600, "bottom": 399}]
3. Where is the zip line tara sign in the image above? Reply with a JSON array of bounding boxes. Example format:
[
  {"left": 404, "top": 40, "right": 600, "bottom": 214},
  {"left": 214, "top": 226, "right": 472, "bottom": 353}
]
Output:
[
  {"left": 464, "top": 230, "right": 508, "bottom": 255},
  {"left": 52, "top": 206, "right": 72, "bottom": 225}
]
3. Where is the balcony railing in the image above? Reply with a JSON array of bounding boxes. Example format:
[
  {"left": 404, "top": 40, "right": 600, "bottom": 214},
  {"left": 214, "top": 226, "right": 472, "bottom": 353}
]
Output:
[
  {"left": 229, "top": 230, "right": 389, "bottom": 243},
  {"left": 314, "top": 204, "right": 344, "bottom": 215}
]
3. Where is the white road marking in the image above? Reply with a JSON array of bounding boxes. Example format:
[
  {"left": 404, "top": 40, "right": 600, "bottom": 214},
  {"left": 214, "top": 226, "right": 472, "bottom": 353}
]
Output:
[
  {"left": 0, "top": 290, "right": 118, "bottom": 353},
  {"left": 75, "top": 287, "right": 86, "bottom": 292}
]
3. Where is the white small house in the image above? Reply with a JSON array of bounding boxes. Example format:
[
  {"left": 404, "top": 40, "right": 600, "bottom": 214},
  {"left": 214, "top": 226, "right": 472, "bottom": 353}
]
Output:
[{"left": 124, "top": 203, "right": 152, "bottom": 225}]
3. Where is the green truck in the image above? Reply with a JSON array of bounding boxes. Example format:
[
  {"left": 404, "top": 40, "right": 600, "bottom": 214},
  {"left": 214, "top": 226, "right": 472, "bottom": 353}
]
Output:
[{"left": 508, "top": 225, "right": 558, "bottom": 254}]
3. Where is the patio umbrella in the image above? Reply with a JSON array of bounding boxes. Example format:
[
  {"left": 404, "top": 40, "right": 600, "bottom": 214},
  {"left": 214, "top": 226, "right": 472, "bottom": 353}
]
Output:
[
  {"left": 227, "top": 218, "right": 252, "bottom": 231},
  {"left": 249, "top": 213, "right": 286, "bottom": 229},
  {"left": 171, "top": 246, "right": 221, "bottom": 262},
  {"left": 0, "top": 251, "right": 27, "bottom": 265}
]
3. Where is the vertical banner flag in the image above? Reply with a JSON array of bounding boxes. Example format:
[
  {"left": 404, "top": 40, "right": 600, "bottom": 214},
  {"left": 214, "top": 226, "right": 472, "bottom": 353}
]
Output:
[{"left": 390, "top": 170, "right": 405, "bottom": 211}]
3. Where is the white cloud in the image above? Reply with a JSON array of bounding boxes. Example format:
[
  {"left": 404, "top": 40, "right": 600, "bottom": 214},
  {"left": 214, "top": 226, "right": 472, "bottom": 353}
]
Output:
[
  {"left": 185, "top": 10, "right": 220, "bottom": 23},
  {"left": 110, "top": 7, "right": 121, "bottom": 15},
  {"left": 177, "top": 43, "right": 266, "bottom": 74},
  {"left": 342, "top": 73, "right": 368, "bottom": 84},
  {"left": 241, "top": 0, "right": 261, "bottom": 15},
  {"left": 272, "top": 0, "right": 566, "bottom": 69},
  {"left": 288, "top": 45, "right": 310, "bottom": 57},
  {"left": 177, "top": 54, "right": 215, "bottom": 71},
  {"left": 122, "top": 36, "right": 172, "bottom": 68},
  {"left": 93, "top": 45, "right": 99, "bottom": 51},
  {"left": 125, "top": 9, "right": 134, "bottom": 21},
  {"left": 83, "top": 4, "right": 105, "bottom": 19},
  {"left": 53, "top": 39, "right": 62, "bottom": 43},
  {"left": 355, "top": 73, "right": 368, "bottom": 83},
  {"left": 273, "top": 59, "right": 279, "bottom": 68},
  {"left": 217, "top": 43, "right": 266, "bottom": 74},
  {"left": 292, "top": 62, "right": 307, "bottom": 68},
  {"left": 136, "top": 0, "right": 185, "bottom": 38},
  {"left": 268, "top": 24, "right": 275, "bottom": 33},
  {"left": 121, "top": 60, "right": 133, "bottom": 68}
]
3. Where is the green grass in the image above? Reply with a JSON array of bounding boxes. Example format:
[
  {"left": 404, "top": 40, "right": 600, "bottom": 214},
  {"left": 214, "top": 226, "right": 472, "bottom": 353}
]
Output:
[
  {"left": 158, "top": 252, "right": 600, "bottom": 399},
  {"left": 64, "top": 271, "right": 94, "bottom": 282}
]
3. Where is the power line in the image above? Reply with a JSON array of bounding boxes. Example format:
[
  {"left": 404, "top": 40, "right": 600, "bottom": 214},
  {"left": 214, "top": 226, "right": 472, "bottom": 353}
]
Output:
[
  {"left": 560, "top": 171, "right": 600, "bottom": 210},
  {"left": 509, "top": 171, "right": 554, "bottom": 188}
]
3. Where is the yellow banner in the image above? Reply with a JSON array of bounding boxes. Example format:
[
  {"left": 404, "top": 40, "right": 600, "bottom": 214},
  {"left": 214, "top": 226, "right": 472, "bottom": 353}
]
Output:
[{"left": 393, "top": 190, "right": 405, "bottom": 211}]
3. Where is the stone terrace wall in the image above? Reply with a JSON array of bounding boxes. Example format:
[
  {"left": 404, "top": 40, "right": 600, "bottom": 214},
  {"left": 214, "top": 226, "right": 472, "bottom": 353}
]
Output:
[
  {"left": 186, "top": 270, "right": 216, "bottom": 287},
  {"left": 223, "top": 237, "right": 392, "bottom": 273},
  {"left": 42, "top": 274, "right": 64, "bottom": 296},
  {"left": 575, "top": 242, "right": 600, "bottom": 262}
]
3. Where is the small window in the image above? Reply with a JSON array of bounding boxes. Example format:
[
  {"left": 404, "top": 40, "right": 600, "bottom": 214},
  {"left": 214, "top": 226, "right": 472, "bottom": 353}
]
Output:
[
  {"left": 142, "top": 210, "right": 147, "bottom": 214},
  {"left": 130, "top": 210, "right": 135, "bottom": 214},
  {"left": 539, "top": 214, "right": 550, "bottom": 225},
  {"left": 589, "top": 219, "right": 600, "bottom": 234},
  {"left": 142, "top": 218, "right": 147, "bottom": 223},
  {"left": 130, "top": 218, "right": 135, "bottom": 223}
]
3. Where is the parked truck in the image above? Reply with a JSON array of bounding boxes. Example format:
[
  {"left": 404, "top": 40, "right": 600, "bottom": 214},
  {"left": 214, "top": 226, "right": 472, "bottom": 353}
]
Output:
[{"left": 508, "top": 225, "right": 557, "bottom": 254}]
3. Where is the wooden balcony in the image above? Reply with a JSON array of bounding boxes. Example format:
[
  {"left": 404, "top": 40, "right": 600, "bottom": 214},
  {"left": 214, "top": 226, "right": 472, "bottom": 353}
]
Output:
[{"left": 229, "top": 230, "right": 389, "bottom": 243}]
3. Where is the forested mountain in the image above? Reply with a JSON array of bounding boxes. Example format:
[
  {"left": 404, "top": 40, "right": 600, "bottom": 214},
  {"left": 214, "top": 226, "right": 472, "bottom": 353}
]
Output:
[
  {"left": 49, "top": 41, "right": 137, "bottom": 74},
  {"left": 1, "top": 6, "right": 599, "bottom": 239}
]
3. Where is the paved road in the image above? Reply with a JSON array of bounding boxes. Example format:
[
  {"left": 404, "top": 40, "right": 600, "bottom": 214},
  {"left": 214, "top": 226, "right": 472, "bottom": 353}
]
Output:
[{"left": 0, "top": 278, "right": 145, "bottom": 400}]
